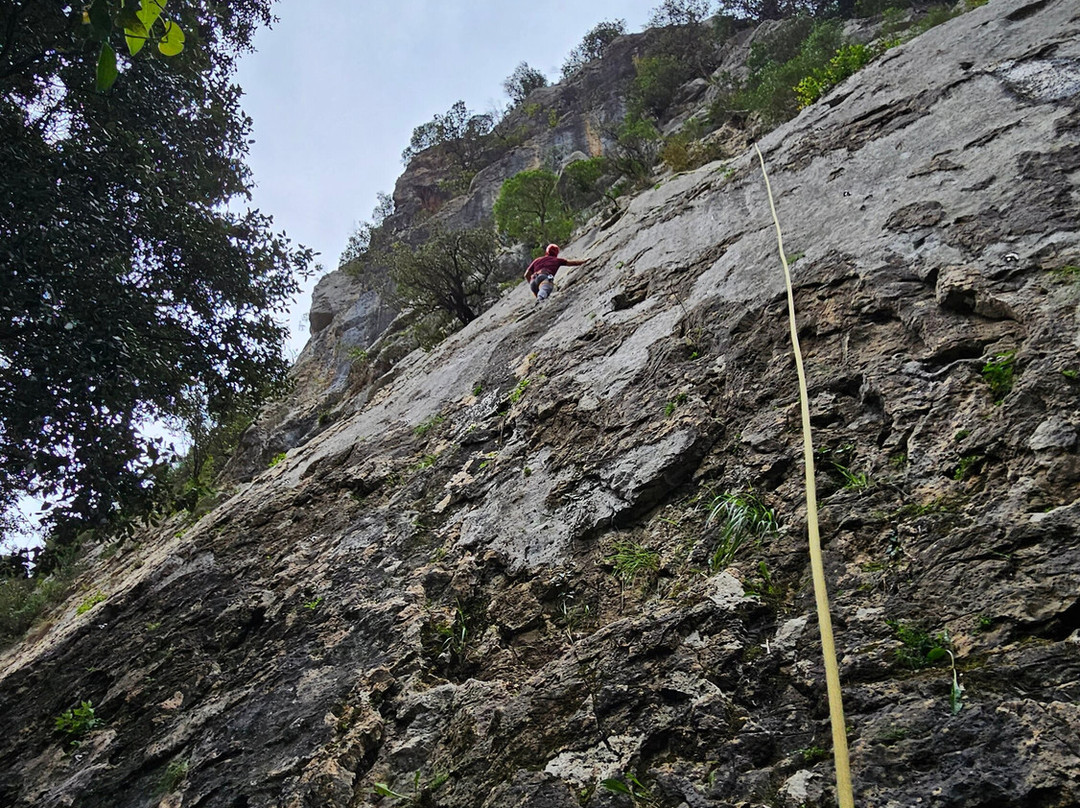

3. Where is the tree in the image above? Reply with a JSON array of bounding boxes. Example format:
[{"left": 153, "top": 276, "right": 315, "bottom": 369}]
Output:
[
  {"left": 0, "top": 1, "right": 312, "bottom": 544},
  {"left": 646, "top": 0, "right": 719, "bottom": 75},
  {"left": 561, "top": 19, "right": 627, "bottom": 79},
  {"left": 388, "top": 228, "right": 500, "bottom": 327},
  {"left": 401, "top": 100, "right": 495, "bottom": 170},
  {"left": 503, "top": 62, "right": 547, "bottom": 107},
  {"left": 493, "top": 170, "right": 575, "bottom": 254},
  {"left": 340, "top": 192, "right": 396, "bottom": 268}
]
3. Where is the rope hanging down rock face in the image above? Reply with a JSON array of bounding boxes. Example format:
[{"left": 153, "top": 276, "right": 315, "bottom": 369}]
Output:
[{"left": 755, "top": 143, "right": 855, "bottom": 808}]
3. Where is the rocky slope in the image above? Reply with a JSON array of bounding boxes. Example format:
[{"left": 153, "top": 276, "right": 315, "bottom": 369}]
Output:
[{"left": 3, "top": 1, "right": 1080, "bottom": 806}]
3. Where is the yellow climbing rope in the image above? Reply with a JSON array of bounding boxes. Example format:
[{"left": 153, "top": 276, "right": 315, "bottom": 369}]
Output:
[{"left": 755, "top": 143, "right": 855, "bottom": 808}]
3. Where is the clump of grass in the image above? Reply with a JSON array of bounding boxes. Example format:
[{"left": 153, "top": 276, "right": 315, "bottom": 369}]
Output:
[
  {"left": 268, "top": 451, "right": 287, "bottom": 467},
  {"left": 706, "top": 490, "right": 778, "bottom": 571},
  {"left": 609, "top": 541, "right": 660, "bottom": 585}
]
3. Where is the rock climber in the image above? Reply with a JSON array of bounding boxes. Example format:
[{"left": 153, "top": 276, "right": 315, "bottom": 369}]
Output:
[{"left": 524, "top": 244, "right": 586, "bottom": 302}]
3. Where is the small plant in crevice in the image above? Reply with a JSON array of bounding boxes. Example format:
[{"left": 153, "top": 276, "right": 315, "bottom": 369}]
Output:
[
  {"left": 706, "top": 490, "right": 778, "bottom": 571},
  {"left": 953, "top": 454, "right": 983, "bottom": 481},
  {"left": 887, "top": 619, "right": 951, "bottom": 670},
  {"left": 980, "top": 350, "right": 1016, "bottom": 402},
  {"left": 743, "top": 561, "right": 784, "bottom": 606},
  {"left": 302, "top": 597, "right": 323, "bottom": 611},
  {"left": 601, "top": 772, "right": 652, "bottom": 805},
  {"left": 373, "top": 781, "right": 412, "bottom": 801},
  {"left": 796, "top": 744, "right": 830, "bottom": 764},
  {"left": 413, "top": 414, "right": 445, "bottom": 438},
  {"left": 664, "top": 391, "right": 689, "bottom": 418},
  {"left": 556, "top": 588, "right": 595, "bottom": 642},
  {"left": 55, "top": 700, "right": 103, "bottom": 744},
  {"left": 441, "top": 610, "right": 468, "bottom": 656},
  {"left": 156, "top": 759, "right": 189, "bottom": 795},
  {"left": 946, "top": 649, "right": 964, "bottom": 715},
  {"left": 835, "top": 464, "right": 872, "bottom": 492},
  {"left": 509, "top": 377, "right": 531, "bottom": 404}
]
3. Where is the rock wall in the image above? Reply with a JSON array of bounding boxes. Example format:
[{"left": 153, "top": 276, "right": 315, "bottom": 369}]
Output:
[{"left": 3, "top": 2, "right": 1080, "bottom": 807}]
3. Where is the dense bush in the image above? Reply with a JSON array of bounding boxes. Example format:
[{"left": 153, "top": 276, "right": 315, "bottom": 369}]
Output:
[
  {"left": 609, "top": 116, "right": 662, "bottom": 184},
  {"left": 711, "top": 19, "right": 845, "bottom": 126},
  {"left": 794, "top": 40, "right": 877, "bottom": 107},
  {"left": 559, "top": 157, "right": 612, "bottom": 210},
  {"left": 630, "top": 55, "right": 698, "bottom": 118}
]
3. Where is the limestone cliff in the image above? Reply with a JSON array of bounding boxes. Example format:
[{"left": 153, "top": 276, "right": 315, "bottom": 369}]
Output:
[{"left": 3, "top": 2, "right": 1080, "bottom": 807}]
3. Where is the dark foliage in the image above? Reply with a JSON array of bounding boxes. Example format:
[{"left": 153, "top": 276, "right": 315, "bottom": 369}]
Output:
[
  {"left": 401, "top": 100, "right": 495, "bottom": 170},
  {"left": 0, "top": 1, "right": 312, "bottom": 544},
  {"left": 561, "top": 18, "right": 627, "bottom": 79},
  {"left": 388, "top": 227, "right": 500, "bottom": 327},
  {"left": 503, "top": 62, "right": 547, "bottom": 107}
]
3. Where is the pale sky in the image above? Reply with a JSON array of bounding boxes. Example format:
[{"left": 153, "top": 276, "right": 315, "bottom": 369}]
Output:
[{"left": 234, "top": 0, "right": 662, "bottom": 356}]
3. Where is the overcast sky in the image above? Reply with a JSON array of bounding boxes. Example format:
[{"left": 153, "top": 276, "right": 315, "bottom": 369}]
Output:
[{"left": 234, "top": 0, "right": 662, "bottom": 356}]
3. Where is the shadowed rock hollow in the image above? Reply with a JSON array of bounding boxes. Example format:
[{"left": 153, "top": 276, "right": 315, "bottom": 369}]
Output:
[{"left": 2, "top": 1, "right": 1080, "bottom": 806}]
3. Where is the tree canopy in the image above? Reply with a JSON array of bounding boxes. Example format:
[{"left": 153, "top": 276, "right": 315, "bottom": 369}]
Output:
[
  {"left": 503, "top": 62, "right": 547, "bottom": 108},
  {"left": 387, "top": 228, "right": 499, "bottom": 327},
  {"left": 401, "top": 100, "right": 495, "bottom": 170},
  {"left": 0, "top": 1, "right": 312, "bottom": 544},
  {"left": 493, "top": 170, "right": 574, "bottom": 255}
]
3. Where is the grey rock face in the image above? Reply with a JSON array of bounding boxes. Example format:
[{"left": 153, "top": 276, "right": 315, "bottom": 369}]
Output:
[{"left": 3, "top": 2, "right": 1080, "bottom": 808}]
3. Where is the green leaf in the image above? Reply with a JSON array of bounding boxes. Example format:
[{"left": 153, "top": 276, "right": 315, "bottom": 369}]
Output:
[
  {"left": 925, "top": 647, "right": 948, "bottom": 664},
  {"left": 157, "top": 20, "right": 185, "bottom": 56},
  {"left": 96, "top": 41, "right": 119, "bottom": 92},
  {"left": 127, "top": 0, "right": 165, "bottom": 55},
  {"left": 601, "top": 779, "right": 632, "bottom": 796},
  {"left": 120, "top": 6, "right": 147, "bottom": 54},
  {"left": 373, "top": 783, "right": 410, "bottom": 799}
]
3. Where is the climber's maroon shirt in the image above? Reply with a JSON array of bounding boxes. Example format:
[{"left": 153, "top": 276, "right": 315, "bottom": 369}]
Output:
[{"left": 525, "top": 254, "right": 569, "bottom": 280}]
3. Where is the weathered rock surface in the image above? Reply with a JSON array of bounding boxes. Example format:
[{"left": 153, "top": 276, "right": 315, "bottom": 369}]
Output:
[{"left": 3, "top": 2, "right": 1080, "bottom": 807}]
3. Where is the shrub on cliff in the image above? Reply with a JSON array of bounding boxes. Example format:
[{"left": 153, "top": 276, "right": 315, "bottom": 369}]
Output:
[{"left": 561, "top": 18, "right": 627, "bottom": 79}]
